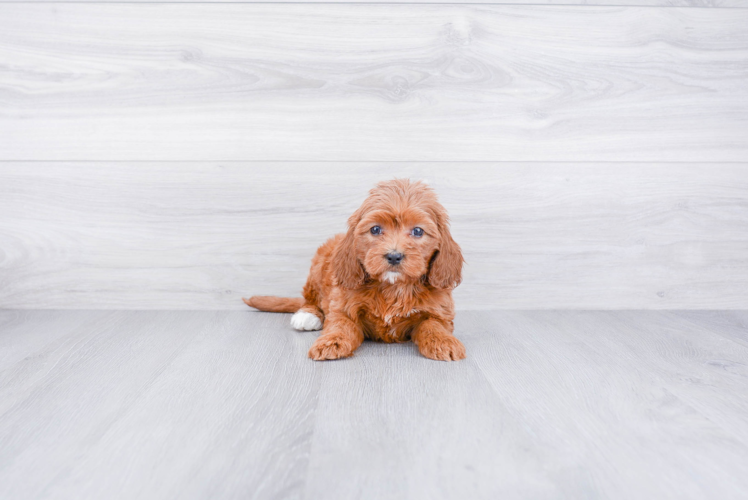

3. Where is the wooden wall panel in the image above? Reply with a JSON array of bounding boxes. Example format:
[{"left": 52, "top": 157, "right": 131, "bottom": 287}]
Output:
[
  {"left": 1, "top": 4, "right": 745, "bottom": 310},
  {"left": 3, "top": 0, "right": 747, "bottom": 6},
  {"left": 1, "top": 162, "right": 746, "bottom": 310},
  {"left": 1, "top": 4, "right": 747, "bottom": 162}
]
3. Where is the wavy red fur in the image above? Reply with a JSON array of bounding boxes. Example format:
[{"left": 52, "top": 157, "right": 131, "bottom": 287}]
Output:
[{"left": 243, "top": 179, "right": 466, "bottom": 361}]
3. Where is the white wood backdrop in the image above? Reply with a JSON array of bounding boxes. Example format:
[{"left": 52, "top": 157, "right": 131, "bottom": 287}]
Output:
[
  {"left": 1, "top": 163, "right": 746, "bottom": 310},
  {"left": 1, "top": 5, "right": 748, "bottom": 162},
  {"left": 3, "top": 0, "right": 747, "bottom": 5},
  {"left": 0, "top": 3, "right": 746, "bottom": 310}
]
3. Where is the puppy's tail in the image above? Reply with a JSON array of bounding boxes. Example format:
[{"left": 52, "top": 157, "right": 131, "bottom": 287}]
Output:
[{"left": 242, "top": 296, "right": 304, "bottom": 313}]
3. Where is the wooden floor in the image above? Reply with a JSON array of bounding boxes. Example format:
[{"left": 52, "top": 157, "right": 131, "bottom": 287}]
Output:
[{"left": 1, "top": 310, "right": 747, "bottom": 499}]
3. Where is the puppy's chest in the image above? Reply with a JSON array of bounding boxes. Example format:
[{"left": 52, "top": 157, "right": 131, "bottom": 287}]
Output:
[{"left": 360, "top": 301, "right": 422, "bottom": 343}]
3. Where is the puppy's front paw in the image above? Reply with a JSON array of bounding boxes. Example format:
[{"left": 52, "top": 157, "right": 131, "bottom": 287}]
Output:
[
  {"left": 308, "top": 334, "right": 356, "bottom": 361},
  {"left": 291, "top": 311, "right": 323, "bottom": 331},
  {"left": 417, "top": 335, "right": 466, "bottom": 361}
]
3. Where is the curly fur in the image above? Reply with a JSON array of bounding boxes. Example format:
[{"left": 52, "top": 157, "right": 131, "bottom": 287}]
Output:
[{"left": 243, "top": 179, "right": 465, "bottom": 361}]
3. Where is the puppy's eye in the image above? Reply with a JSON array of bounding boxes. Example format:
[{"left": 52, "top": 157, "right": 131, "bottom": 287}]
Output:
[
  {"left": 370, "top": 226, "right": 382, "bottom": 235},
  {"left": 411, "top": 227, "right": 424, "bottom": 237}
]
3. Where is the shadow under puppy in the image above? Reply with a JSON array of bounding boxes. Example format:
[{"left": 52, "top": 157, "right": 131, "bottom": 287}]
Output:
[{"left": 244, "top": 179, "right": 465, "bottom": 361}]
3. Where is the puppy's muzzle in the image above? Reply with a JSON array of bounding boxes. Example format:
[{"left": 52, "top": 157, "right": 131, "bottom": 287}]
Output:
[{"left": 386, "top": 252, "right": 404, "bottom": 266}]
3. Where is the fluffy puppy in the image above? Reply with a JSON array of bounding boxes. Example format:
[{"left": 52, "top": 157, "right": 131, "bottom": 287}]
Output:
[{"left": 244, "top": 179, "right": 465, "bottom": 361}]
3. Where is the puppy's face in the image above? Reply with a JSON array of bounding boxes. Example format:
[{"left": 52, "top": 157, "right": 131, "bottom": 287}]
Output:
[
  {"left": 355, "top": 207, "right": 439, "bottom": 285},
  {"left": 333, "top": 179, "right": 463, "bottom": 289}
]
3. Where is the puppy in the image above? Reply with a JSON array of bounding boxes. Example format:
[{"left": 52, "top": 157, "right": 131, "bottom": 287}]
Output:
[{"left": 243, "top": 179, "right": 465, "bottom": 361}]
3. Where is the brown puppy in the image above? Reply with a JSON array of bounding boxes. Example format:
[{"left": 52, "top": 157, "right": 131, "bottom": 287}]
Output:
[{"left": 243, "top": 179, "right": 465, "bottom": 361}]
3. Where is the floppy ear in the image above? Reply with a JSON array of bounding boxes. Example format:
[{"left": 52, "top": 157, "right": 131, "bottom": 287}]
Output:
[
  {"left": 428, "top": 224, "right": 464, "bottom": 289},
  {"left": 332, "top": 209, "right": 366, "bottom": 289}
]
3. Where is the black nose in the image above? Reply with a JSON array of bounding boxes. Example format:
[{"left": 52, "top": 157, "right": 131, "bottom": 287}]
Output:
[{"left": 386, "top": 252, "right": 404, "bottom": 266}]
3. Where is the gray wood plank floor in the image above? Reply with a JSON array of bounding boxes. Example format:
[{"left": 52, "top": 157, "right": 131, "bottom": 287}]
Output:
[{"left": 2, "top": 310, "right": 747, "bottom": 499}]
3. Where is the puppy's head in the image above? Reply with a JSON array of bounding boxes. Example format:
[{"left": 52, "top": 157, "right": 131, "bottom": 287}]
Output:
[{"left": 332, "top": 179, "right": 463, "bottom": 289}]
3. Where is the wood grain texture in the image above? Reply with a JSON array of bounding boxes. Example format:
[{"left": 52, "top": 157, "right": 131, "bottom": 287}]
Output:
[
  {"left": 677, "top": 310, "right": 748, "bottom": 347},
  {"left": 1, "top": 310, "right": 747, "bottom": 499},
  {"left": 1, "top": 4, "right": 747, "bottom": 162},
  {"left": 0, "top": 310, "right": 321, "bottom": 500},
  {"left": 3, "top": 0, "right": 747, "bottom": 5},
  {"left": 466, "top": 310, "right": 748, "bottom": 499},
  {"left": 1, "top": 162, "right": 747, "bottom": 310}
]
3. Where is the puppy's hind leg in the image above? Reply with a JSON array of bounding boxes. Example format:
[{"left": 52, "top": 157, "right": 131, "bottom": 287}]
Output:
[
  {"left": 290, "top": 277, "right": 325, "bottom": 331},
  {"left": 291, "top": 307, "right": 323, "bottom": 331}
]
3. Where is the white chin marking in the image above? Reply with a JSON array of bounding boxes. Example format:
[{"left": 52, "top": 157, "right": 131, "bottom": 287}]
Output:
[
  {"left": 290, "top": 311, "right": 322, "bottom": 331},
  {"left": 384, "top": 271, "right": 400, "bottom": 284}
]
